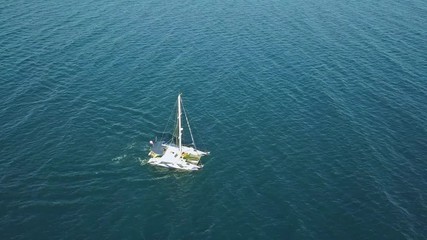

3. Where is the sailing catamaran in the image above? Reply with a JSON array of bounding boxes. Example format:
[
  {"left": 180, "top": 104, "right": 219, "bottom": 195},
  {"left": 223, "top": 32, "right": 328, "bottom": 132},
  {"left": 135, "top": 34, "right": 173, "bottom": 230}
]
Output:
[{"left": 147, "top": 94, "right": 209, "bottom": 171}]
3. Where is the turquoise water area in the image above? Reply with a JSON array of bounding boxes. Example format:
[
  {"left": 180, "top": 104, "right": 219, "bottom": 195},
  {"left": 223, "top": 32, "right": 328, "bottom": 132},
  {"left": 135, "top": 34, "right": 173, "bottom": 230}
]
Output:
[{"left": 1, "top": 0, "right": 426, "bottom": 239}]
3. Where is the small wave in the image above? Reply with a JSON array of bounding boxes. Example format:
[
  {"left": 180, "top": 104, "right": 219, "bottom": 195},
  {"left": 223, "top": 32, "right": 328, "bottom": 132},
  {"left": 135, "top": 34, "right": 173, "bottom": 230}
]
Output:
[
  {"left": 138, "top": 157, "right": 148, "bottom": 165},
  {"left": 125, "top": 142, "right": 136, "bottom": 150},
  {"left": 111, "top": 154, "right": 127, "bottom": 163}
]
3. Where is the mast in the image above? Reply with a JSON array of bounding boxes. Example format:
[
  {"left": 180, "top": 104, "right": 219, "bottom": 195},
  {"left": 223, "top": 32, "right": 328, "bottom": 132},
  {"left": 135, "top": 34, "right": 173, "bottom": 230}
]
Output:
[{"left": 177, "top": 94, "right": 183, "bottom": 154}]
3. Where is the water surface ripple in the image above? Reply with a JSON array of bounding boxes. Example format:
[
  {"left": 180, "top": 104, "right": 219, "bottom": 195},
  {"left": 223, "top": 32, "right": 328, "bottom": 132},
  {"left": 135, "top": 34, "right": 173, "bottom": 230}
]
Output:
[{"left": 1, "top": 0, "right": 426, "bottom": 239}]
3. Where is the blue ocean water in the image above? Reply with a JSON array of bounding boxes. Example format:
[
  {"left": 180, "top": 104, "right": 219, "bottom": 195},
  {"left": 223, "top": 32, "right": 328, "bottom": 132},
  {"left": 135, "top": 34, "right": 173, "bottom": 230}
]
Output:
[{"left": 1, "top": 0, "right": 426, "bottom": 239}]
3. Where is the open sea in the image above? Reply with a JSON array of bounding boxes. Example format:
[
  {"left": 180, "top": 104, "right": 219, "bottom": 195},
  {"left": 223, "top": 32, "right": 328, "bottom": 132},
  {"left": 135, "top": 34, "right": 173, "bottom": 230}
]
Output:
[{"left": 1, "top": 0, "right": 426, "bottom": 239}]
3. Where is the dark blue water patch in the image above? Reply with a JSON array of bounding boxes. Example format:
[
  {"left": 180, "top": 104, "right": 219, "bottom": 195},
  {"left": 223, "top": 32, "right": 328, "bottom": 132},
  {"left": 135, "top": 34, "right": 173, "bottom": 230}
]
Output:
[{"left": 1, "top": 0, "right": 427, "bottom": 239}]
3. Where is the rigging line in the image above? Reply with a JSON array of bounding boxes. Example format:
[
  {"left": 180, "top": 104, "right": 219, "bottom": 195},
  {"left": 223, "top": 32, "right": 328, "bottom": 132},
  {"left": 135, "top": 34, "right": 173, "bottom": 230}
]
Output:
[
  {"left": 161, "top": 98, "right": 177, "bottom": 143},
  {"left": 181, "top": 98, "right": 197, "bottom": 150}
]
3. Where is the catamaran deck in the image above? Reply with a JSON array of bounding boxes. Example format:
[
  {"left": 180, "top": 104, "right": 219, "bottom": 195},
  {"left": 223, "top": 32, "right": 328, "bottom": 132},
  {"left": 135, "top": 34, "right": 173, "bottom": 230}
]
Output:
[{"left": 148, "top": 146, "right": 202, "bottom": 171}]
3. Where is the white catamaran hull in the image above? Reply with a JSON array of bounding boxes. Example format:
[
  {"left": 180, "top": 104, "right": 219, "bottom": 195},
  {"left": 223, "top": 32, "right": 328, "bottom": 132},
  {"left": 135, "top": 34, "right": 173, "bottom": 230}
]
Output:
[
  {"left": 148, "top": 158, "right": 201, "bottom": 171},
  {"left": 148, "top": 146, "right": 202, "bottom": 171}
]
